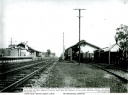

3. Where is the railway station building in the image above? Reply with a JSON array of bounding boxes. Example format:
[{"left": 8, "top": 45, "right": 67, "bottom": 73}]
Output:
[{"left": 0, "top": 42, "right": 41, "bottom": 57}]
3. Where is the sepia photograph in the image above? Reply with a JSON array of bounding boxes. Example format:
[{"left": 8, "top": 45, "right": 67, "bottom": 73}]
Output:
[{"left": 0, "top": 0, "right": 128, "bottom": 94}]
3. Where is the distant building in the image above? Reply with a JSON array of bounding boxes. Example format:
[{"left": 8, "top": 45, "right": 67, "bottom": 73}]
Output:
[
  {"left": 94, "top": 44, "right": 120, "bottom": 63},
  {"left": 103, "top": 44, "right": 120, "bottom": 64},
  {"left": 0, "top": 48, "right": 21, "bottom": 57},
  {"left": 103, "top": 44, "right": 120, "bottom": 52},
  {"left": 40, "top": 52, "right": 46, "bottom": 57},
  {"left": 0, "top": 42, "right": 42, "bottom": 57},
  {"left": 50, "top": 53, "right": 55, "bottom": 57},
  {"left": 17, "top": 42, "right": 41, "bottom": 57}
]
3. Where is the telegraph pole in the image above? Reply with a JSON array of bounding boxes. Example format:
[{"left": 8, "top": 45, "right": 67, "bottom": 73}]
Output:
[
  {"left": 9, "top": 38, "right": 13, "bottom": 48},
  {"left": 74, "top": 9, "right": 86, "bottom": 65},
  {"left": 9, "top": 38, "right": 17, "bottom": 48},
  {"left": 63, "top": 32, "right": 65, "bottom": 60},
  {"left": 11, "top": 38, "right": 13, "bottom": 46}
]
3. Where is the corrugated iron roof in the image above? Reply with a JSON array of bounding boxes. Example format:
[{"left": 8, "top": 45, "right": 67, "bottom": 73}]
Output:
[{"left": 66, "top": 40, "right": 100, "bottom": 50}]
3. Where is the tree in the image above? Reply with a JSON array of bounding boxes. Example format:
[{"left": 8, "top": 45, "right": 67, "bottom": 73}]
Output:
[
  {"left": 46, "top": 49, "right": 51, "bottom": 57},
  {"left": 115, "top": 24, "right": 128, "bottom": 69}
]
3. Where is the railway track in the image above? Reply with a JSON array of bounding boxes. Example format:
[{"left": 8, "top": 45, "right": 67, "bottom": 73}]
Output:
[
  {"left": 0, "top": 59, "right": 49, "bottom": 73},
  {"left": 0, "top": 59, "right": 57, "bottom": 92},
  {"left": 0, "top": 59, "right": 50, "bottom": 75},
  {"left": 72, "top": 60, "right": 128, "bottom": 83},
  {"left": 91, "top": 64, "right": 128, "bottom": 83},
  {"left": 93, "top": 63, "right": 128, "bottom": 72}
]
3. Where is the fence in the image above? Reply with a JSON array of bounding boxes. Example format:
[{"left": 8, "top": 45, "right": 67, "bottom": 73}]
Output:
[{"left": 94, "top": 50, "right": 128, "bottom": 70}]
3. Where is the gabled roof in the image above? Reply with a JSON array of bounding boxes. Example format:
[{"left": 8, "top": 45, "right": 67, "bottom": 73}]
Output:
[
  {"left": 66, "top": 40, "right": 100, "bottom": 51},
  {"left": 75, "top": 40, "right": 86, "bottom": 46},
  {"left": 104, "top": 44, "right": 120, "bottom": 52},
  {"left": 17, "top": 42, "right": 41, "bottom": 53},
  {"left": 17, "top": 42, "right": 27, "bottom": 49},
  {"left": 85, "top": 41, "right": 100, "bottom": 49}
]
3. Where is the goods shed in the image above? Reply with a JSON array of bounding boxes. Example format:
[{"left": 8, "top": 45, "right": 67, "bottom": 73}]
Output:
[{"left": 64, "top": 40, "right": 100, "bottom": 62}]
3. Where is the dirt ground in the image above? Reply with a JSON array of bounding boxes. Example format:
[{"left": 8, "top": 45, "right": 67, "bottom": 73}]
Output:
[{"left": 32, "top": 61, "right": 127, "bottom": 93}]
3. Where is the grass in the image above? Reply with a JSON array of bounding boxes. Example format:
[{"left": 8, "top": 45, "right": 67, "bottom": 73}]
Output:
[
  {"left": 43, "top": 62, "right": 127, "bottom": 93},
  {"left": 42, "top": 64, "right": 64, "bottom": 88}
]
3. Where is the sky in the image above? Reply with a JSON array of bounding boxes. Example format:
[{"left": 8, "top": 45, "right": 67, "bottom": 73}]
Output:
[{"left": 0, "top": 0, "right": 128, "bottom": 57}]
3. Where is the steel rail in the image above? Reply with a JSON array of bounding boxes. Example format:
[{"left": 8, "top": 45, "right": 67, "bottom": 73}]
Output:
[
  {"left": 0, "top": 60, "right": 56, "bottom": 92},
  {"left": 91, "top": 64, "right": 128, "bottom": 83},
  {"left": 0, "top": 60, "right": 49, "bottom": 75},
  {"left": 71, "top": 60, "right": 128, "bottom": 83},
  {"left": 96, "top": 63, "right": 128, "bottom": 72}
]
